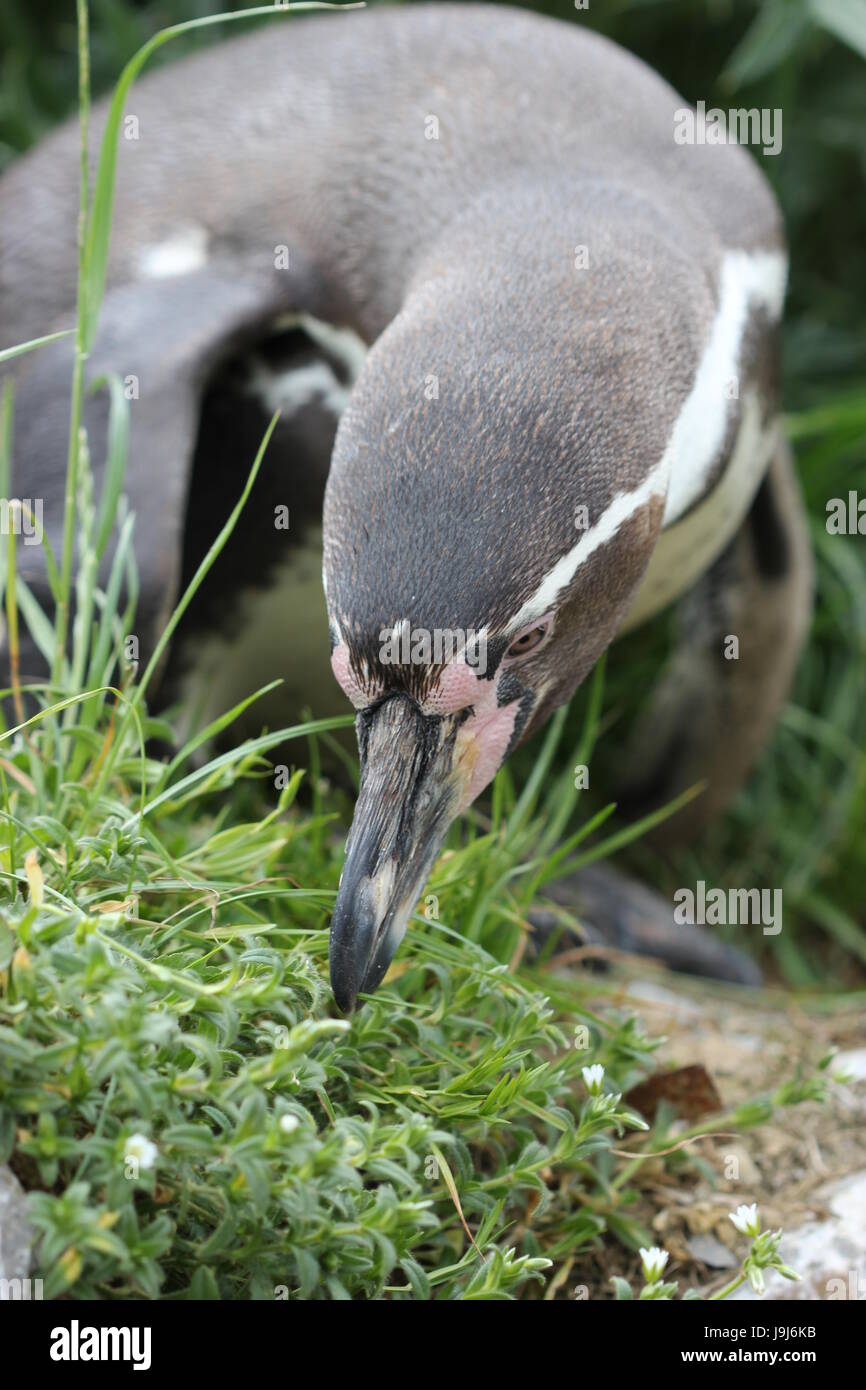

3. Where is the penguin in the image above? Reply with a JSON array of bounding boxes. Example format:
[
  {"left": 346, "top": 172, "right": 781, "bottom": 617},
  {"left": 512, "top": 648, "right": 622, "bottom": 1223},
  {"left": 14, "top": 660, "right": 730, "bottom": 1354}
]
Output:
[{"left": 0, "top": 5, "right": 812, "bottom": 1010}]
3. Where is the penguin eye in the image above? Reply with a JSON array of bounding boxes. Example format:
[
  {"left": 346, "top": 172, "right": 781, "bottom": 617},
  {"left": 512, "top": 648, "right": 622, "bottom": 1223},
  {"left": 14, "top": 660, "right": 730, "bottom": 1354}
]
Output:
[{"left": 504, "top": 618, "right": 552, "bottom": 662}]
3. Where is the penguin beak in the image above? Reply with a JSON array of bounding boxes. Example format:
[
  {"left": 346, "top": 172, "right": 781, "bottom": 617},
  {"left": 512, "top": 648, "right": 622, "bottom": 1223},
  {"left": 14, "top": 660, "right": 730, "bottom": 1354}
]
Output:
[{"left": 329, "top": 694, "right": 469, "bottom": 1012}]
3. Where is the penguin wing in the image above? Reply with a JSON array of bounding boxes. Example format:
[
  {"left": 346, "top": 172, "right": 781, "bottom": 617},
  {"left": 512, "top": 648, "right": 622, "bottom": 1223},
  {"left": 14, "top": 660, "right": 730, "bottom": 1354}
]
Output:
[{"left": 3, "top": 263, "right": 315, "bottom": 680}]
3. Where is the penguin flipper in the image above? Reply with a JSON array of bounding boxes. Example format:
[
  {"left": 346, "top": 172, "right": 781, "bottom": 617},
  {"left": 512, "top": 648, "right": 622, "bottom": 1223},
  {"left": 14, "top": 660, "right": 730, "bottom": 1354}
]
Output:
[
  {"left": 3, "top": 262, "right": 326, "bottom": 689},
  {"left": 613, "top": 439, "right": 813, "bottom": 844}
]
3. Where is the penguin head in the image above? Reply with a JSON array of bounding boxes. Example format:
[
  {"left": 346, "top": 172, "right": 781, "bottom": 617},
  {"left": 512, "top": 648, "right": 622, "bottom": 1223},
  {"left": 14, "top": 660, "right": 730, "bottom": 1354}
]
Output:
[{"left": 322, "top": 240, "right": 693, "bottom": 1010}]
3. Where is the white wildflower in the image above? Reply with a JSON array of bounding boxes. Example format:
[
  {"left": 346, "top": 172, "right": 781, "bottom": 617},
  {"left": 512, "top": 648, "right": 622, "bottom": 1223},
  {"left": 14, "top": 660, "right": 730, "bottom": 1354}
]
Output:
[
  {"left": 729, "top": 1203, "right": 761, "bottom": 1237},
  {"left": 124, "top": 1133, "right": 158, "bottom": 1171},
  {"left": 582, "top": 1064, "right": 605, "bottom": 1095},
  {"left": 640, "top": 1246, "right": 670, "bottom": 1283}
]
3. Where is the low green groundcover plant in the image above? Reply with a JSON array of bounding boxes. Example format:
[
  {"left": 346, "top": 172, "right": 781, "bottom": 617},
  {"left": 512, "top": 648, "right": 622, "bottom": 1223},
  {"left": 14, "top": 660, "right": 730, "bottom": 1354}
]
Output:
[
  {"left": 0, "top": 1, "right": 844, "bottom": 1300},
  {"left": 0, "top": 747, "right": 826, "bottom": 1298}
]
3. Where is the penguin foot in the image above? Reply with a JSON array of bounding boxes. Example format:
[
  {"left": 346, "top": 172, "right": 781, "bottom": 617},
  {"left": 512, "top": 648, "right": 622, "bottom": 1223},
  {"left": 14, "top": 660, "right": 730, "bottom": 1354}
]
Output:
[{"left": 528, "top": 860, "right": 763, "bottom": 987}]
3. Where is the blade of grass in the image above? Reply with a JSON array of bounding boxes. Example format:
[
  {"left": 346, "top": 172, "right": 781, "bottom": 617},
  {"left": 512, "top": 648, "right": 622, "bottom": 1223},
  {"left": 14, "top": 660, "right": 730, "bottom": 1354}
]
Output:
[
  {"left": 129, "top": 715, "right": 353, "bottom": 826},
  {"left": 155, "top": 680, "right": 285, "bottom": 793},
  {"left": 89, "top": 372, "right": 130, "bottom": 560},
  {"left": 0, "top": 330, "right": 74, "bottom": 364}
]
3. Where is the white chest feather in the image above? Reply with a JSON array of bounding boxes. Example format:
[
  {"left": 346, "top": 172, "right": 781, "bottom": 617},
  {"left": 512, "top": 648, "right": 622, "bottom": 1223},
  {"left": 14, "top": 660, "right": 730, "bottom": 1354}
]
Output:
[
  {"left": 660, "top": 250, "right": 787, "bottom": 527},
  {"left": 623, "top": 394, "right": 779, "bottom": 631}
]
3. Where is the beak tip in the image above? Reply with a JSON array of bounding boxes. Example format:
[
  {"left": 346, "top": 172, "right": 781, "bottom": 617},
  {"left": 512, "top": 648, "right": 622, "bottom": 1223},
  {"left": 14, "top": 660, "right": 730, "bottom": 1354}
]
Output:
[
  {"left": 329, "top": 873, "right": 395, "bottom": 1015},
  {"left": 331, "top": 979, "right": 358, "bottom": 1014},
  {"left": 329, "top": 935, "right": 393, "bottom": 1014},
  {"left": 329, "top": 942, "right": 359, "bottom": 1015}
]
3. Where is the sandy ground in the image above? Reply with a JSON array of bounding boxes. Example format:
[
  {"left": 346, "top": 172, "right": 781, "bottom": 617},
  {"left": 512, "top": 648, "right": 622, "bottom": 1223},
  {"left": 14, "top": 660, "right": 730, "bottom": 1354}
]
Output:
[{"left": 571, "top": 968, "right": 866, "bottom": 1301}]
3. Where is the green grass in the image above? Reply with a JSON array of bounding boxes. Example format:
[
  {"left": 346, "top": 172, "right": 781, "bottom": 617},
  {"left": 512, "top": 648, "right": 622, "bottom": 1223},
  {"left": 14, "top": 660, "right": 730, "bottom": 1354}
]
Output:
[
  {"left": 0, "top": 0, "right": 862, "bottom": 1300},
  {"left": 0, "top": 642, "right": 831, "bottom": 1298}
]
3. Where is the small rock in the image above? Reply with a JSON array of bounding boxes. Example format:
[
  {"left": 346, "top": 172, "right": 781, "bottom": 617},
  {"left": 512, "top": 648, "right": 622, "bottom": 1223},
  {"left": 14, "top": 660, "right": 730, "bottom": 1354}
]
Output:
[
  {"left": 686, "top": 1233, "right": 739, "bottom": 1270},
  {"left": 834, "top": 1048, "right": 866, "bottom": 1083},
  {"left": 0, "top": 1166, "right": 33, "bottom": 1284}
]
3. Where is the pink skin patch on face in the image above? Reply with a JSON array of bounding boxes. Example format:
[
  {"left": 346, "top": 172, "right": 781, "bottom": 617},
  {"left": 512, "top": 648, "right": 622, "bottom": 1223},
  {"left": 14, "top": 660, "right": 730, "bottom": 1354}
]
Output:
[
  {"left": 454, "top": 700, "right": 520, "bottom": 810},
  {"left": 419, "top": 658, "right": 483, "bottom": 715},
  {"left": 330, "top": 642, "right": 384, "bottom": 709},
  {"left": 330, "top": 641, "right": 531, "bottom": 810},
  {"left": 425, "top": 656, "right": 525, "bottom": 810}
]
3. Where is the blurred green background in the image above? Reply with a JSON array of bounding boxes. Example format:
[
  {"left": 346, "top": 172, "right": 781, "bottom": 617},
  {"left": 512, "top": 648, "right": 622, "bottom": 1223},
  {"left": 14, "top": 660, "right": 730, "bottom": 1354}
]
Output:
[{"left": 1, "top": 0, "right": 864, "bottom": 986}]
